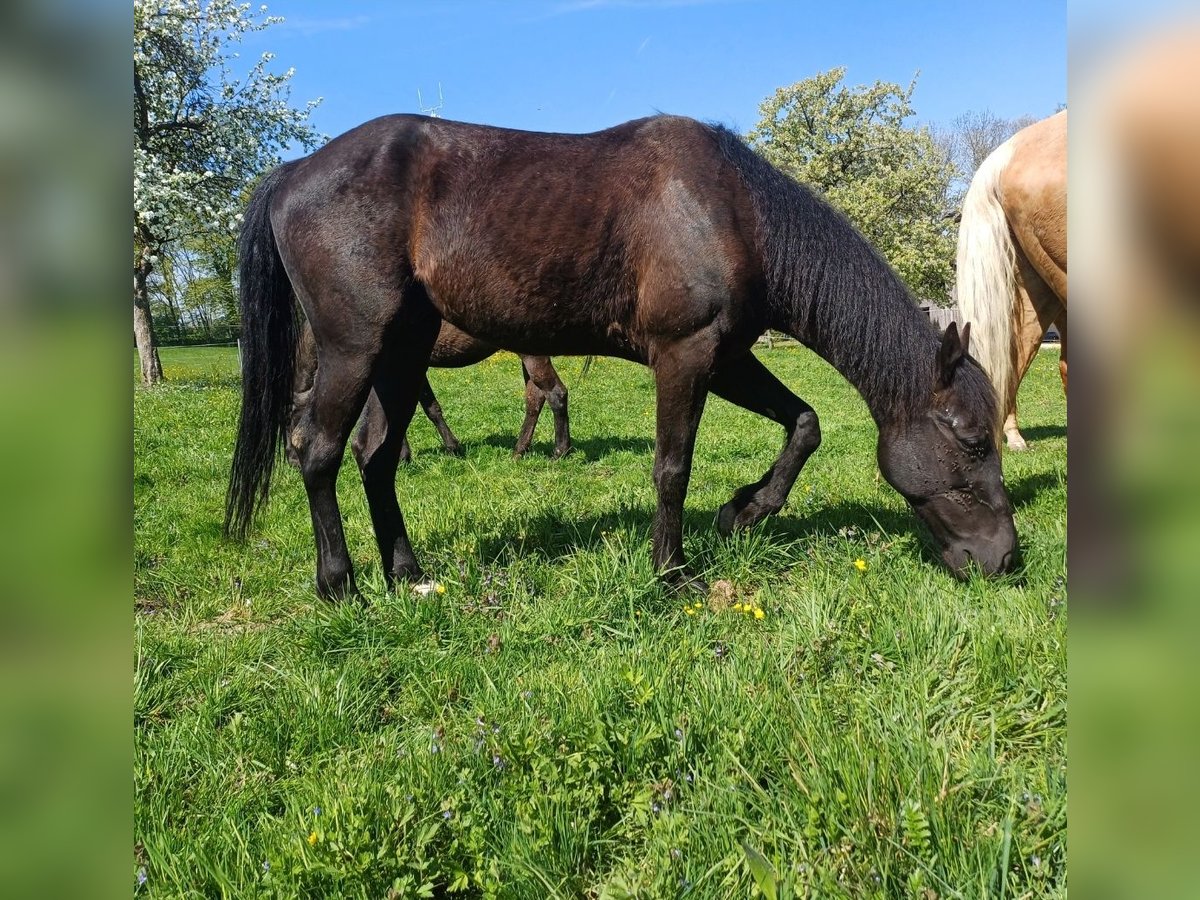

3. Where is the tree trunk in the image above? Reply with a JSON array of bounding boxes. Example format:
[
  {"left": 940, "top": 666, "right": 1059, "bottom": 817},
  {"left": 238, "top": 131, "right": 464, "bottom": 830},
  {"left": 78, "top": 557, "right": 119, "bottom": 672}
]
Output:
[{"left": 134, "top": 253, "right": 164, "bottom": 385}]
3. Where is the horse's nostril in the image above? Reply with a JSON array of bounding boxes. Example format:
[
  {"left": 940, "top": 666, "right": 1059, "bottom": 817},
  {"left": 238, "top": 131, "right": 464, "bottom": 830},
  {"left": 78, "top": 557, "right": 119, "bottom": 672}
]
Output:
[{"left": 1000, "top": 550, "right": 1014, "bottom": 572}]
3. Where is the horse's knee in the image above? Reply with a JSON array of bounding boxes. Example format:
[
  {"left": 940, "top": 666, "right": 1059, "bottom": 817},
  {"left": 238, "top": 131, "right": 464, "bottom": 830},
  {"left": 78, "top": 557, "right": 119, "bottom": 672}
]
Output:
[
  {"left": 653, "top": 455, "right": 690, "bottom": 496},
  {"left": 546, "top": 383, "right": 567, "bottom": 412}
]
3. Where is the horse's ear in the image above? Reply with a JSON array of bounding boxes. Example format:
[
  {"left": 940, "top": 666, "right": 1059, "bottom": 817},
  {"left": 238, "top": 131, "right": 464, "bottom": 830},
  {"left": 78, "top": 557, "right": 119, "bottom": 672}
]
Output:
[
  {"left": 937, "top": 321, "right": 965, "bottom": 388},
  {"left": 959, "top": 321, "right": 971, "bottom": 357}
]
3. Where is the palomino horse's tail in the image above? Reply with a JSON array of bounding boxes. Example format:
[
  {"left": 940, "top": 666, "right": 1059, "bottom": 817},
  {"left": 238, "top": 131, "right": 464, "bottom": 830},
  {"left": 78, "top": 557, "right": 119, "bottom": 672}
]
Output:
[
  {"left": 225, "top": 162, "right": 300, "bottom": 540},
  {"left": 955, "top": 139, "right": 1018, "bottom": 443}
]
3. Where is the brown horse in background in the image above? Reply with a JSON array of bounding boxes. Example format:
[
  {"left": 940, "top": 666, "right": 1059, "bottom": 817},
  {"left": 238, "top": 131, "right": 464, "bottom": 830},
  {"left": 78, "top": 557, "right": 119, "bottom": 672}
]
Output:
[
  {"left": 398, "top": 323, "right": 572, "bottom": 463},
  {"left": 955, "top": 110, "right": 1067, "bottom": 450},
  {"left": 228, "top": 114, "right": 1017, "bottom": 600},
  {"left": 294, "top": 320, "right": 572, "bottom": 466}
]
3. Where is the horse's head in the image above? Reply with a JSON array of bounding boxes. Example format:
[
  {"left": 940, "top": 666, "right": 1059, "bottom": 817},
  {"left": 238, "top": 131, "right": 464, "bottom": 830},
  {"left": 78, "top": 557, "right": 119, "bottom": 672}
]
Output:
[{"left": 877, "top": 323, "right": 1018, "bottom": 577}]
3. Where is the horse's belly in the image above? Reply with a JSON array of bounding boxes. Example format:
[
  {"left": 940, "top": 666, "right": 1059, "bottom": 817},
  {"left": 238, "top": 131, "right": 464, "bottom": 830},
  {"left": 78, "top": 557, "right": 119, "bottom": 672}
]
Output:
[
  {"left": 425, "top": 292, "right": 607, "bottom": 357},
  {"left": 419, "top": 259, "right": 629, "bottom": 357}
]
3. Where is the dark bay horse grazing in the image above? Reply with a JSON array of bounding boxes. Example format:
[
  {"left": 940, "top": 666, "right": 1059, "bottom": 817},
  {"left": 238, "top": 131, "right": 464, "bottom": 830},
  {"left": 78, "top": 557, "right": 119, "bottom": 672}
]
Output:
[
  {"left": 294, "top": 320, "right": 572, "bottom": 465},
  {"left": 227, "top": 114, "right": 1016, "bottom": 599},
  {"left": 956, "top": 111, "right": 1067, "bottom": 450}
]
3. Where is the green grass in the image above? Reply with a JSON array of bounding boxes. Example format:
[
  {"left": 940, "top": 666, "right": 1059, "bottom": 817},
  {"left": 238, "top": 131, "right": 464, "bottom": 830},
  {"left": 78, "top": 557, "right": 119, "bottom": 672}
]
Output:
[{"left": 134, "top": 345, "right": 1066, "bottom": 898}]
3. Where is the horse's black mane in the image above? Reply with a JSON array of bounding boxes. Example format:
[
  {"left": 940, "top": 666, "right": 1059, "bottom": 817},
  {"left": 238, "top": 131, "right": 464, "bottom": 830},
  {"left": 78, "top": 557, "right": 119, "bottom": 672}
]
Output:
[{"left": 703, "top": 122, "right": 995, "bottom": 426}]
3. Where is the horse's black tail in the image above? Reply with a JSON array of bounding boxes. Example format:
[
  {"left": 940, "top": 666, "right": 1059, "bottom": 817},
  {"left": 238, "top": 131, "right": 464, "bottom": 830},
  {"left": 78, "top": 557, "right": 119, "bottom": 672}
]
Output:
[{"left": 224, "top": 162, "right": 300, "bottom": 540}]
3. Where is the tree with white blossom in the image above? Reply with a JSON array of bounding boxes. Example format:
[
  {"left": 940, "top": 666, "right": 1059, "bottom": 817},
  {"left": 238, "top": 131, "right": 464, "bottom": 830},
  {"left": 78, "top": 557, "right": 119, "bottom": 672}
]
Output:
[{"left": 134, "top": 0, "right": 321, "bottom": 384}]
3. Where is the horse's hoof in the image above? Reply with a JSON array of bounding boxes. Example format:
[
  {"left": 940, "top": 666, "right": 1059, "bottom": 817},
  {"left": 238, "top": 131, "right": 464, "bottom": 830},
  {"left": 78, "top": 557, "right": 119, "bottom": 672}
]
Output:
[
  {"left": 390, "top": 563, "right": 427, "bottom": 585},
  {"left": 551, "top": 445, "right": 574, "bottom": 460},
  {"left": 663, "top": 568, "right": 709, "bottom": 597},
  {"left": 446, "top": 444, "right": 465, "bottom": 458},
  {"left": 1005, "top": 435, "right": 1029, "bottom": 452},
  {"left": 316, "top": 574, "right": 361, "bottom": 604}
]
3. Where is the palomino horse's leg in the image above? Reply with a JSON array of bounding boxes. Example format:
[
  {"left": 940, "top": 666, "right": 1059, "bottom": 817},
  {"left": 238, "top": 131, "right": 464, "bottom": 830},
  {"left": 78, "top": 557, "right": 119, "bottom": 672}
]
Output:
[
  {"left": 353, "top": 304, "right": 441, "bottom": 589},
  {"left": 1005, "top": 250, "right": 1066, "bottom": 450},
  {"left": 1054, "top": 310, "right": 1067, "bottom": 395},
  {"left": 650, "top": 339, "right": 713, "bottom": 594},
  {"left": 709, "top": 352, "right": 821, "bottom": 535},
  {"left": 513, "top": 356, "right": 571, "bottom": 459}
]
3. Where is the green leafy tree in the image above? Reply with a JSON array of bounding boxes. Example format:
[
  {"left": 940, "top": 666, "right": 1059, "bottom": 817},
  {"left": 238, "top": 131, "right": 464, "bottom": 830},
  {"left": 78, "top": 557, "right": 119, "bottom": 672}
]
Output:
[
  {"left": 749, "top": 67, "right": 957, "bottom": 304},
  {"left": 134, "top": 0, "right": 321, "bottom": 384}
]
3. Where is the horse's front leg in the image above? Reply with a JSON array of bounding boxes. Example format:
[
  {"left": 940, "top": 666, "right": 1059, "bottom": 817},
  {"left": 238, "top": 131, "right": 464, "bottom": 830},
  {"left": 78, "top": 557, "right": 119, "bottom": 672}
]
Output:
[
  {"left": 650, "top": 341, "right": 712, "bottom": 595},
  {"left": 708, "top": 352, "right": 821, "bottom": 534},
  {"left": 512, "top": 358, "right": 547, "bottom": 459}
]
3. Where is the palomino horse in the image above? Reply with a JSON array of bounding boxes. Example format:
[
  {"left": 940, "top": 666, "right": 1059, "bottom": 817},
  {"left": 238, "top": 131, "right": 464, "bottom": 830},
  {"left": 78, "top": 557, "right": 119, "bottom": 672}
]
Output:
[
  {"left": 294, "top": 320, "right": 573, "bottom": 465},
  {"left": 955, "top": 110, "right": 1067, "bottom": 450},
  {"left": 227, "top": 114, "right": 1016, "bottom": 599}
]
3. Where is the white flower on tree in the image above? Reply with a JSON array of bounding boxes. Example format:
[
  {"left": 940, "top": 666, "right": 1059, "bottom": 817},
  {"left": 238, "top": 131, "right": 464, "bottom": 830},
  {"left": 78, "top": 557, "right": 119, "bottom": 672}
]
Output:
[{"left": 133, "top": 0, "right": 322, "bottom": 384}]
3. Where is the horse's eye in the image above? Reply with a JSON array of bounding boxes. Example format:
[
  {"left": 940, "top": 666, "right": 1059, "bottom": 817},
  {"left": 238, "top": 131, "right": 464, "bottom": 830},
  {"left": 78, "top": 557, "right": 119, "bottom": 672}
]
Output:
[{"left": 960, "top": 432, "right": 989, "bottom": 453}]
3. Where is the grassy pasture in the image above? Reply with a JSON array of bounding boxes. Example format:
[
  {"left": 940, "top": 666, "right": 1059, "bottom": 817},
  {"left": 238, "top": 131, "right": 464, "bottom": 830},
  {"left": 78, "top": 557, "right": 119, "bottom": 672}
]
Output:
[{"left": 134, "top": 344, "right": 1066, "bottom": 898}]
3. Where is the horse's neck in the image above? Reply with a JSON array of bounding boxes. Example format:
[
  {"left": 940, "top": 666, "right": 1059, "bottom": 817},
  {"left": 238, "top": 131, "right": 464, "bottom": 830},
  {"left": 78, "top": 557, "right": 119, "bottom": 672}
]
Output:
[{"left": 779, "top": 277, "right": 934, "bottom": 428}]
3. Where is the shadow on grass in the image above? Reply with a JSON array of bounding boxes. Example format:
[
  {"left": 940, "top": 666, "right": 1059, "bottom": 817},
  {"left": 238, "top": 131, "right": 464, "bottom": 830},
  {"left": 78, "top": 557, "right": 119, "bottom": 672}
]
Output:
[
  {"left": 433, "top": 498, "right": 939, "bottom": 572},
  {"left": 1006, "top": 470, "right": 1064, "bottom": 508},
  {"left": 403, "top": 466, "right": 1062, "bottom": 583},
  {"left": 476, "top": 433, "right": 655, "bottom": 460},
  {"left": 1014, "top": 424, "right": 1067, "bottom": 444}
]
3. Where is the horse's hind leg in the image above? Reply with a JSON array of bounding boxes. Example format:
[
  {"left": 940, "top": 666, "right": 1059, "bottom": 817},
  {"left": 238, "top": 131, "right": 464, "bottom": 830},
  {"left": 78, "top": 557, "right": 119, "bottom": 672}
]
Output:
[
  {"left": 418, "top": 378, "right": 464, "bottom": 457},
  {"left": 537, "top": 358, "right": 572, "bottom": 458},
  {"left": 355, "top": 304, "right": 442, "bottom": 589},
  {"left": 291, "top": 347, "right": 379, "bottom": 601},
  {"left": 514, "top": 356, "right": 571, "bottom": 459},
  {"left": 355, "top": 378, "right": 457, "bottom": 471},
  {"left": 709, "top": 352, "right": 821, "bottom": 535},
  {"left": 1005, "top": 252, "right": 1064, "bottom": 450},
  {"left": 285, "top": 321, "right": 318, "bottom": 469},
  {"left": 354, "top": 390, "right": 416, "bottom": 465},
  {"left": 513, "top": 359, "right": 546, "bottom": 458},
  {"left": 1055, "top": 310, "right": 1067, "bottom": 395}
]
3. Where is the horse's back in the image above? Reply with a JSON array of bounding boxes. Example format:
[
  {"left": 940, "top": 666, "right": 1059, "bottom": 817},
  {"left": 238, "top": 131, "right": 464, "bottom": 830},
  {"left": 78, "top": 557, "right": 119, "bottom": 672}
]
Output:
[
  {"left": 404, "top": 116, "right": 757, "bottom": 356},
  {"left": 272, "top": 113, "right": 761, "bottom": 358}
]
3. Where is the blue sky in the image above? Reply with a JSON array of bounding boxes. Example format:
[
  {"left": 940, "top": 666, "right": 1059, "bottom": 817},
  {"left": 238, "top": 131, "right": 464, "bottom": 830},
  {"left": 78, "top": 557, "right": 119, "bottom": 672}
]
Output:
[{"left": 240, "top": 0, "right": 1066, "bottom": 153}]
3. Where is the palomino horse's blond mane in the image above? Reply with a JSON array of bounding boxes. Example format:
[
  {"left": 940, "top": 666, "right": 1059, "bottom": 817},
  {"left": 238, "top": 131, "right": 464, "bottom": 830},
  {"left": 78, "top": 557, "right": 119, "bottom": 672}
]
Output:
[{"left": 955, "top": 111, "right": 1067, "bottom": 450}]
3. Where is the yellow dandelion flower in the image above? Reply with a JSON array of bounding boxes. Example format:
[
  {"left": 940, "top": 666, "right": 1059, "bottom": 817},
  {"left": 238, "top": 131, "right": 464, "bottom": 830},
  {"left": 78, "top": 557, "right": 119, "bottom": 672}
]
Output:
[
  {"left": 854, "top": 559, "right": 868, "bottom": 572},
  {"left": 435, "top": 583, "right": 446, "bottom": 594},
  {"left": 754, "top": 608, "right": 765, "bottom": 620},
  {"left": 731, "top": 602, "right": 743, "bottom": 612},
  {"left": 693, "top": 601, "right": 703, "bottom": 609},
  {"left": 743, "top": 605, "right": 753, "bottom": 615},
  {"left": 307, "top": 831, "right": 318, "bottom": 846},
  {"left": 685, "top": 607, "right": 696, "bottom": 616}
]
